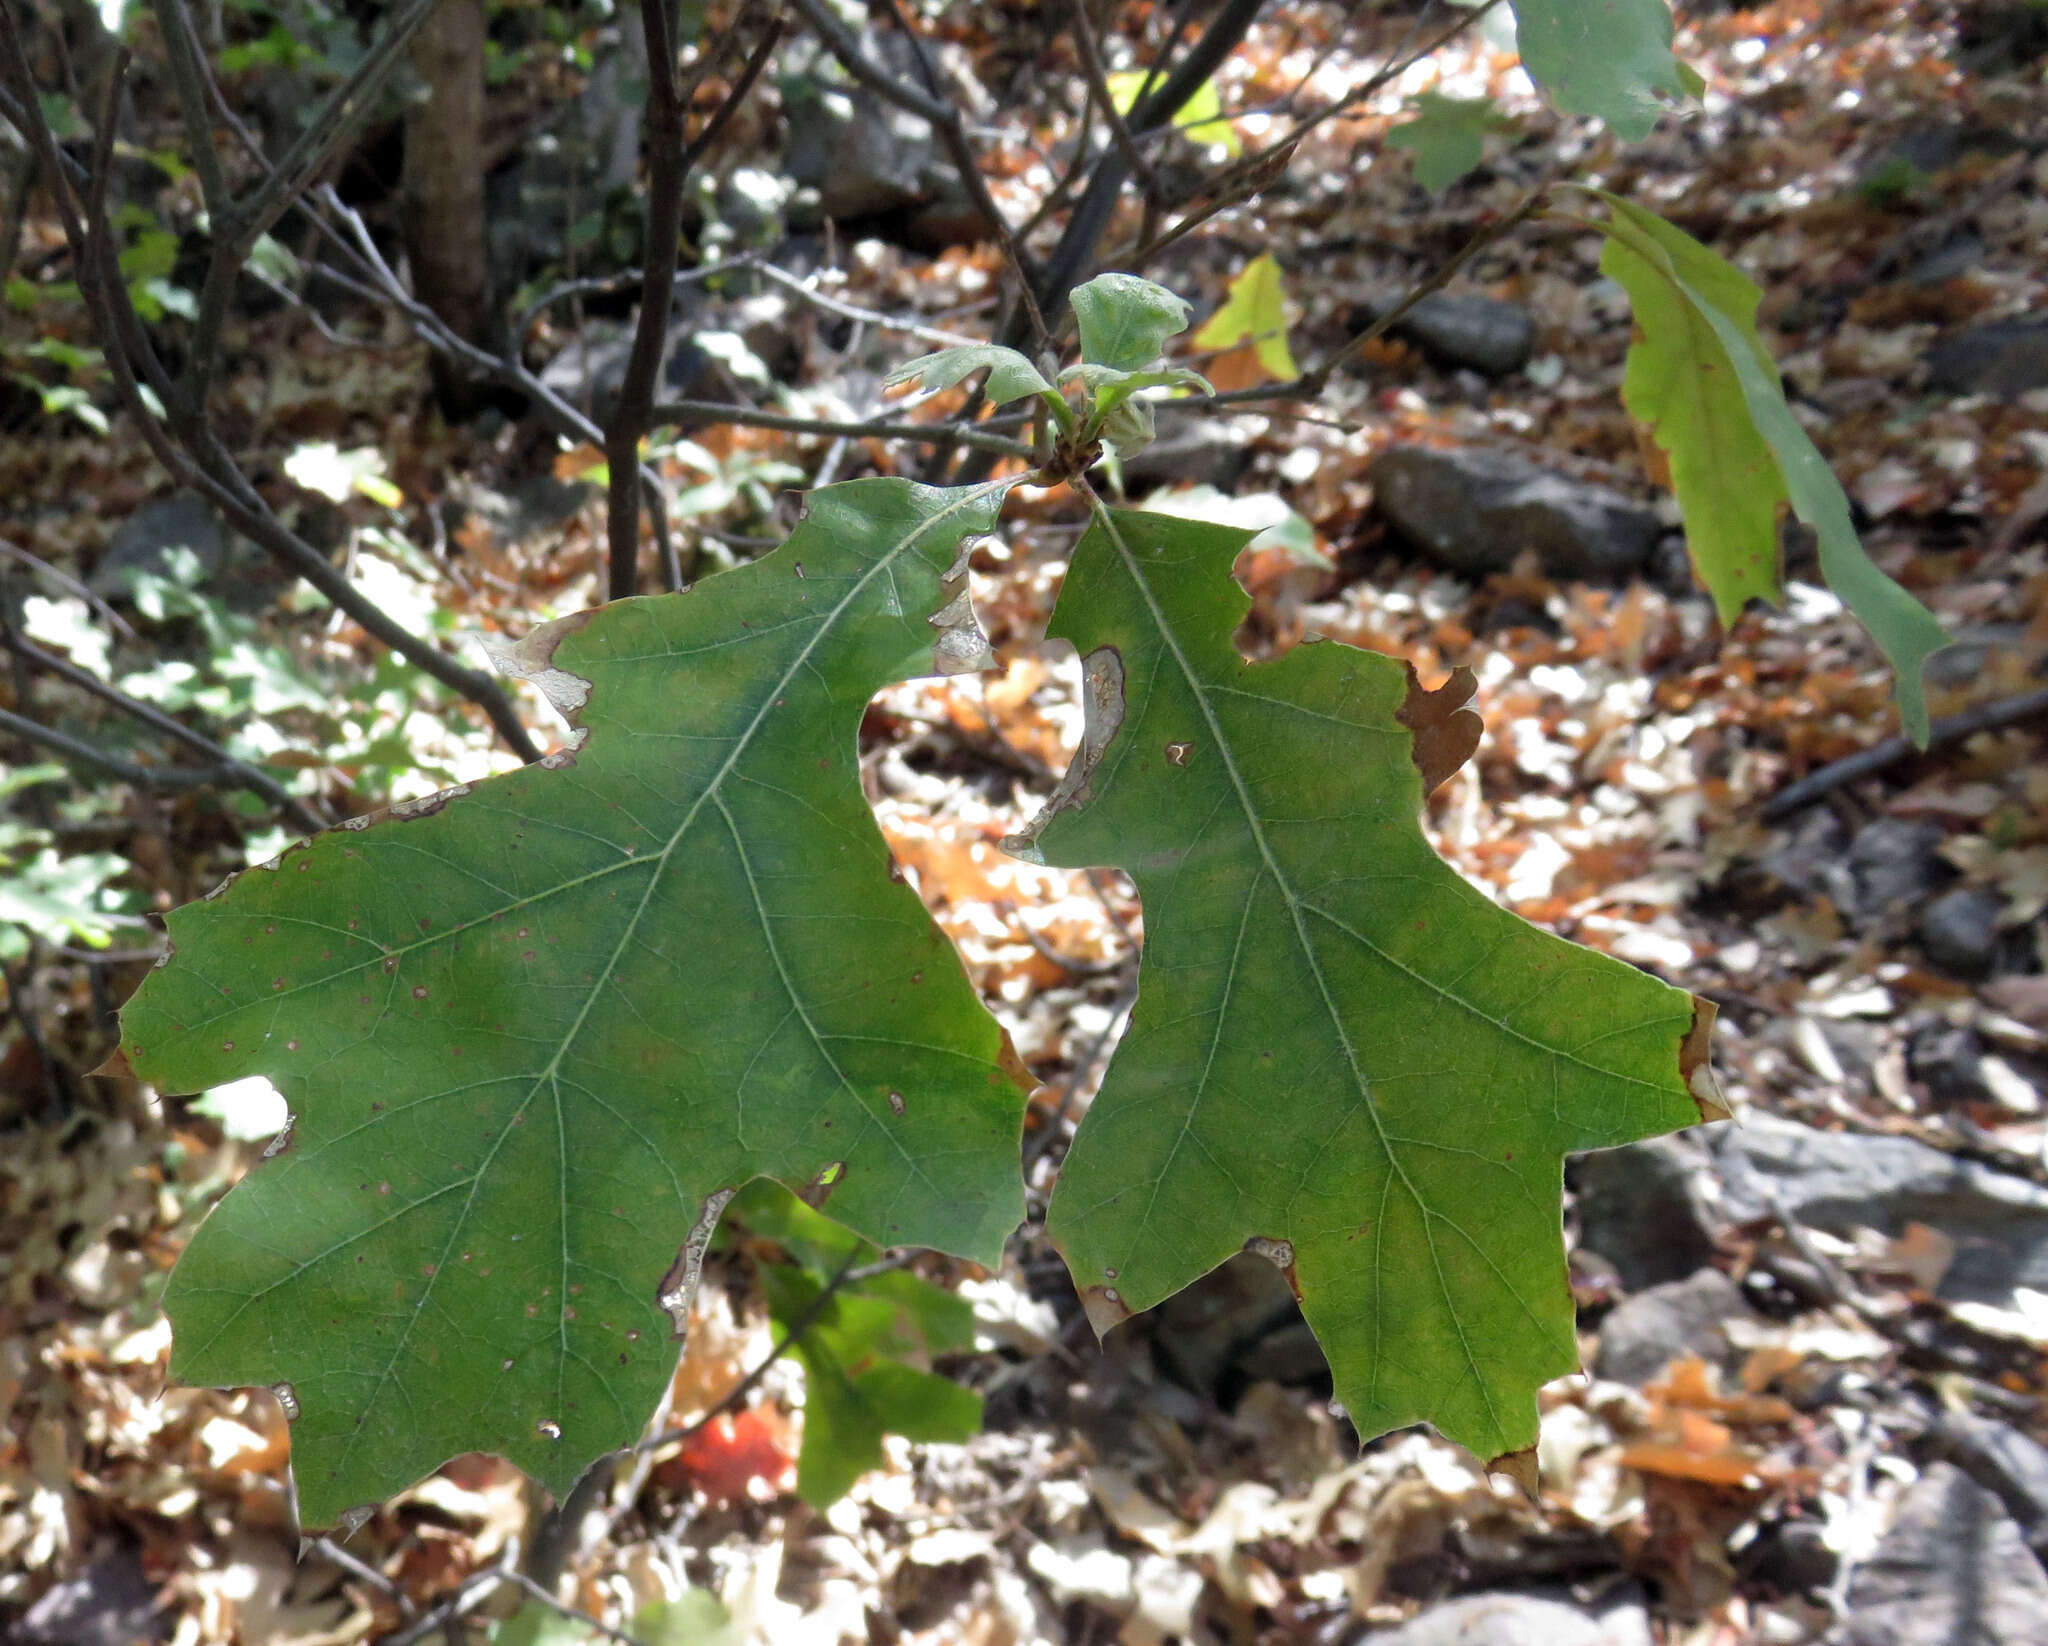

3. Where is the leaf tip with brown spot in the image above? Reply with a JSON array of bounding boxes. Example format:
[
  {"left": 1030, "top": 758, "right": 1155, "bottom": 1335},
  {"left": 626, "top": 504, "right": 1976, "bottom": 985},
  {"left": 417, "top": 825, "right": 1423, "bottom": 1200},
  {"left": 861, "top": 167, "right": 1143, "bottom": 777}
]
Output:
[
  {"left": 1682, "top": 996, "right": 1729, "bottom": 1123},
  {"left": 1486, "top": 1445, "right": 1540, "bottom": 1500},
  {"left": 1396, "top": 662, "right": 1482, "bottom": 797}
]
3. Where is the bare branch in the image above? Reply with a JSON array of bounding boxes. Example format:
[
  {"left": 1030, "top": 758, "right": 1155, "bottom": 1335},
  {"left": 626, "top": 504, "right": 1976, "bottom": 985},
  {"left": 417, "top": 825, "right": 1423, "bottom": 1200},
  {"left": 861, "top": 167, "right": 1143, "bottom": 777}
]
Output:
[
  {"left": 651, "top": 397, "right": 1033, "bottom": 458},
  {"left": 1761, "top": 686, "right": 2048, "bottom": 822},
  {"left": 786, "top": 0, "right": 1048, "bottom": 349},
  {"left": 1, "top": 629, "right": 329, "bottom": 832},
  {"left": 1065, "top": 0, "right": 1162, "bottom": 205},
  {"left": 607, "top": 3, "right": 784, "bottom": 601}
]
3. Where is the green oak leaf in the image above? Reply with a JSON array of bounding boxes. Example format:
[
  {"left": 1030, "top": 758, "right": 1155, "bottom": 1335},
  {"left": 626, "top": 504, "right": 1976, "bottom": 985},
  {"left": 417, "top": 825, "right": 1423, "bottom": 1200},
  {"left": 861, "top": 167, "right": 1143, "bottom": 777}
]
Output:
[
  {"left": 1386, "top": 92, "right": 1516, "bottom": 193},
  {"left": 730, "top": 1177, "right": 980, "bottom": 1505},
  {"left": 1508, "top": 0, "right": 1685, "bottom": 141},
  {"left": 1596, "top": 195, "right": 1946, "bottom": 743},
  {"left": 121, "top": 478, "right": 1030, "bottom": 1525},
  {"left": 1017, "top": 507, "right": 1720, "bottom": 1470},
  {"left": 1192, "top": 253, "right": 1297, "bottom": 380},
  {"left": 761, "top": 1263, "right": 981, "bottom": 1507},
  {"left": 1071, "top": 273, "right": 1192, "bottom": 374},
  {"left": 885, "top": 344, "right": 1055, "bottom": 408}
]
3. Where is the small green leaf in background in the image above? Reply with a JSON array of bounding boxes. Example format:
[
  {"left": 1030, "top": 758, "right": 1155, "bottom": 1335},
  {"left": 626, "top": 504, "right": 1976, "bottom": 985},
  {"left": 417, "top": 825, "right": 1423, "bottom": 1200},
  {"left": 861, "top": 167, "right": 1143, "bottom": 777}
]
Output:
[
  {"left": 1192, "top": 252, "right": 1298, "bottom": 380},
  {"left": 1018, "top": 506, "right": 1716, "bottom": 1472},
  {"left": 885, "top": 344, "right": 1054, "bottom": 409},
  {"left": 1070, "top": 273, "right": 1192, "bottom": 374},
  {"left": 732, "top": 1183, "right": 981, "bottom": 1507},
  {"left": 1386, "top": 92, "right": 1517, "bottom": 193},
  {"left": 120, "top": 478, "right": 1030, "bottom": 1525},
  {"left": 1507, "top": 0, "right": 1686, "bottom": 141},
  {"left": 1106, "top": 70, "right": 1241, "bottom": 156},
  {"left": 492, "top": 1589, "right": 737, "bottom": 1646},
  {"left": 1595, "top": 194, "right": 1947, "bottom": 744}
]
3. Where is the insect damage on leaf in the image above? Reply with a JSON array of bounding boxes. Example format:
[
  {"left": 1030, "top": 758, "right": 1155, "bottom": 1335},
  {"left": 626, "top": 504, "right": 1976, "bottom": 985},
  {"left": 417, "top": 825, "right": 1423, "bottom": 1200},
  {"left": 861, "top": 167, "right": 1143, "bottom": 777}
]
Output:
[
  {"left": 120, "top": 477, "right": 1031, "bottom": 1526},
  {"left": 1029, "top": 504, "right": 1720, "bottom": 1471}
]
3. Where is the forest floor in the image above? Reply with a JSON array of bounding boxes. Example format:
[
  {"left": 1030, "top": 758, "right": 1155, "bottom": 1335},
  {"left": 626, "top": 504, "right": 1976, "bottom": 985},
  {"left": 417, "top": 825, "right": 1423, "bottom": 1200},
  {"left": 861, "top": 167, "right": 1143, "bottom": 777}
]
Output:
[{"left": 5, "top": 1, "right": 2048, "bottom": 1642}]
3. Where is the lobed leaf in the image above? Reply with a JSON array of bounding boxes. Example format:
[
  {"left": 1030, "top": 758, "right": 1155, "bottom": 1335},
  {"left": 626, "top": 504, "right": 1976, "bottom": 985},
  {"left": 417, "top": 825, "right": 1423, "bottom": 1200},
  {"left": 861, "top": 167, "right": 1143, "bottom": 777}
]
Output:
[
  {"left": 1018, "top": 506, "right": 1719, "bottom": 1470},
  {"left": 1597, "top": 195, "right": 1946, "bottom": 743},
  {"left": 121, "top": 479, "right": 1030, "bottom": 1525},
  {"left": 885, "top": 344, "right": 1055, "bottom": 408},
  {"left": 1386, "top": 92, "right": 1515, "bottom": 194},
  {"left": 1192, "top": 253, "right": 1297, "bottom": 381}
]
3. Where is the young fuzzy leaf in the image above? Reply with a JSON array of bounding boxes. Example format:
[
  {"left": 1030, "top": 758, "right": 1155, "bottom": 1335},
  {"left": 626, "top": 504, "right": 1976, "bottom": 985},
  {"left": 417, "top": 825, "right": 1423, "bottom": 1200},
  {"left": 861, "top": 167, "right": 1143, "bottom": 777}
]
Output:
[
  {"left": 1386, "top": 92, "right": 1516, "bottom": 193},
  {"left": 1071, "top": 273, "right": 1192, "bottom": 374},
  {"left": 1192, "top": 253, "right": 1298, "bottom": 381},
  {"left": 1015, "top": 507, "right": 1720, "bottom": 1472},
  {"left": 120, "top": 478, "right": 1030, "bottom": 1526},
  {"left": 886, "top": 344, "right": 1056, "bottom": 408},
  {"left": 1596, "top": 195, "right": 1946, "bottom": 743},
  {"left": 1508, "top": 0, "right": 1686, "bottom": 141}
]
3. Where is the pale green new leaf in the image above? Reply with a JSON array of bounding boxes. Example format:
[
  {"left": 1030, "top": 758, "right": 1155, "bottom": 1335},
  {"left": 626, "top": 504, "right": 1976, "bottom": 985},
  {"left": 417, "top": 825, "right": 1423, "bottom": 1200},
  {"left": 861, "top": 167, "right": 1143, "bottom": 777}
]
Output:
[
  {"left": 1071, "top": 273, "right": 1192, "bottom": 374},
  {"left": 1508, "top": 0, "right": 1684, "bottom": 141},
  {"left": 1021, "top": 508, "right": 1716, "bottom": 1469},
  {"left": 885, "top": 344, "right": 1055, "bottom": 408},
  {"left": 1386, "top": 93, "right": 1515, "bottom": 193},
  {"left": 1597, "top": 196, "right": 1946, "bottom": 743},
  {"left": 120, "top": 479, "right": 1030, "bottom": 1525},
  {"left": 1192, "top": 253, "right": 1297, "bottom": 380}
]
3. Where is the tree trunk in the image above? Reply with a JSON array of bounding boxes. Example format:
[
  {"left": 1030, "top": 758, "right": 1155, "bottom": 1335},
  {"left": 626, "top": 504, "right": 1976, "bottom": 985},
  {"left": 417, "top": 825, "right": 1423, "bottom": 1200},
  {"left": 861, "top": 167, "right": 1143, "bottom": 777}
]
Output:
[{"left": 401, "top": 0, "right": 492, "bottom": 414}]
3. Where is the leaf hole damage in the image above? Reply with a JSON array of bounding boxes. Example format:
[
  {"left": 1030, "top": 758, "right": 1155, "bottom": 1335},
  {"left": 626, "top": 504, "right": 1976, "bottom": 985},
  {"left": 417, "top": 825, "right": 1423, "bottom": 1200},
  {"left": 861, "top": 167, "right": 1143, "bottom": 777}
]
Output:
[
  {"left": 536, "top": 1419, "right": 562, "bottom": 1441},
  {"left": 270, "top": 1382, "right": 300, "bottom": 1423},
  {"left": 798, "top": 1160, "right": 848, "bottom": 1209},
  {"left": 887, "top": 1090, "right": 906, "bottom": 1117},
  {"left": 659, "top": 1187, "right": 736, "bottom": 1340}
]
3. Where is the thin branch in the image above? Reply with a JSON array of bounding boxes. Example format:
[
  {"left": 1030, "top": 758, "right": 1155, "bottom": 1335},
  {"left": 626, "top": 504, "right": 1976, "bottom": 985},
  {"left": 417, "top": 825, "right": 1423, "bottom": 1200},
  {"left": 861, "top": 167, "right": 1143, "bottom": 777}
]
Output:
[
  {"left": 1191, "top": 182, "right": 1549, "bottom": 407},
  {"left": 2, "top": 629, "right": 328, "bottom": 832},
  {"left": 497, "top": 1572, "right": 647, "bottom": 1646},
  {"left": 650, "top": 397, "right": 1033, "bottom": 457},
  {"left": 634, "top": 1248, "right": 915, "bottom": 1457},
  {"left": 787, "top": 0, "right": 1047, "bottom": 349},
  {"left": 1065, "top": 0, "right": 1162, "bottom": 205},
  {"left": 607, "top": 3, "right": 782, "bottom": 600},
  {"left": 0, "top": 539, "right": 140, "bottom": 640},
  {"left": 0, "top": 3, "right": 543, "bottom": 762},
  {"left": 0, "top": 705, "right": 288, "bottom": 796},
  {"left": 1760, "top": 684, "right": 2048, "bottom": 822}
]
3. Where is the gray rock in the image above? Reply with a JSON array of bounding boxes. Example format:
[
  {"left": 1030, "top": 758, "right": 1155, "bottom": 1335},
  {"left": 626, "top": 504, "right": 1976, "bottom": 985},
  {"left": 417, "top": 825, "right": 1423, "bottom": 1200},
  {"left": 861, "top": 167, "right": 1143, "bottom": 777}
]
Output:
[
  {"left": 1927, "top": 321, "right": 2048, "bottom": 399},
  {"left": 1594, "top": 1269, "right": 1756, "bottom": 1386},
  {"left": 1370, "top": 446, "right": 1662, "bottom": 581},
  {"left": 1574, "top": 1134, "right": 1720, "bottom": 1293},
  {"left": 1920, "top": 886, "right": 2006, "bottom": 979},
  {"left": 1909, "top": 1023, "right": 1999, "bottom": 1107},
  {"left": 89, "top": 492, "right": 227, "bottom": 597},
  {"left": 1121, "top": 415, "right": 1252, "bottom": 491},
  {"left": 1849, "top": 818, "right": 1952, "bottom": 917},
  {"left": 1714, "top": 1114, "right": 2048, "bottom": 1306},
  {"left": 1929, "top": 1410, "right": 2048, "bottom": 1557},
  {"left": 1368, "top": 1588, "right": 1653, "bottom": 1646},
  {"left": 1367, "top": 292, "right": 1537, "bottom": 378},
  {"left": 16, "top": 1540, "right": 164, "bottom": 1645},
  {"left": 1823, "top": 1463, "right": 2048, "bottom": 1645},
  {"left": 782, "top": 32, "right": 969, "bottom": 221}
]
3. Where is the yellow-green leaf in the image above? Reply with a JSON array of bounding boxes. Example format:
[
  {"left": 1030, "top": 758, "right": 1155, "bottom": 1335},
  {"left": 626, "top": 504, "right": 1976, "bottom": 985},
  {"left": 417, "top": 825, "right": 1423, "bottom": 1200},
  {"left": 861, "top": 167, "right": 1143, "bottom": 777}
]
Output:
[{"left": 1192, "top": 253, "right": 1298, "bottom": 380}]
